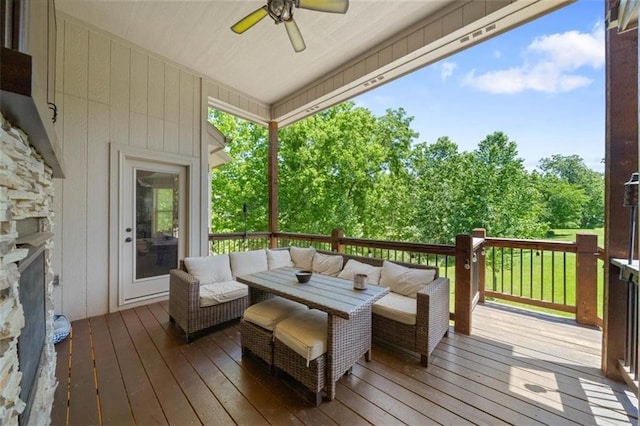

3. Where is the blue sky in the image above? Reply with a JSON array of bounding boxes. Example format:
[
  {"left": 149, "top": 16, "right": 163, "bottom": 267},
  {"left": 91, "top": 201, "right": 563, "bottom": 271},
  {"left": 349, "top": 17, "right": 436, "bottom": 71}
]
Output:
[{"left": 353, "top": 0, "right": 605, "bottom": 172}]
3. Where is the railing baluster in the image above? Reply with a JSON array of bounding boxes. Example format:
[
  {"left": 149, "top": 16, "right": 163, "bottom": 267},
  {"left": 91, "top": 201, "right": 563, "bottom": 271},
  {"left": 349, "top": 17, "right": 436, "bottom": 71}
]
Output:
[
  {"left": 529, "top": 249, "right": 533, "bottom": 299},
  {"left": 510, "top": 247, "right": 513, "bottom": 295},
  {"left": 552, "top": 251, "right": 555, "bottom": 304},
  {"left": 563, "top": 253, "right": 567, "bottom": 305}
]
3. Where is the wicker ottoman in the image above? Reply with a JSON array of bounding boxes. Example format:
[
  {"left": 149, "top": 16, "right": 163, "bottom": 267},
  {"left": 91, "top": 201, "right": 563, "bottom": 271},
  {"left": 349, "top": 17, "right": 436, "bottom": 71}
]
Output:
[
  {"left": 241, "top": 297, "right": 308, "bottom": 366},
  {"left": 273, "top": 309, "right": 328, "bottom": 405}
]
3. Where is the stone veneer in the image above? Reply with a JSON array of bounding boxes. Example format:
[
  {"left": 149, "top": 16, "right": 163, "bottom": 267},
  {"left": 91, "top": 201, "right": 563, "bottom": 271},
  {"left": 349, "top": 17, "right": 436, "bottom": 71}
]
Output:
[{"left": 0, "top": 113, "right": 57, "bottom": 425}]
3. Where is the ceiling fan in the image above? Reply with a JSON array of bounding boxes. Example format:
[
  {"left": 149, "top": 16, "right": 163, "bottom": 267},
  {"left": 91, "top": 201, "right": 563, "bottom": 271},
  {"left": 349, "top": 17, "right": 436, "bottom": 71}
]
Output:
[{"left": 231, "top": 0, "right": 349, "bottom": 53}]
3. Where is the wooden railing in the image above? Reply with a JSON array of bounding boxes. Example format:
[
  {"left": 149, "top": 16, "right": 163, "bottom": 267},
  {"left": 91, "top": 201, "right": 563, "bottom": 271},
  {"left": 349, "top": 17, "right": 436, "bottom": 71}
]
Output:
[
  {"left": 208, "top": 228, "right": 603, "bottom": 332},
  {"left": 477, "top": 232, "right": 601, "bottom": 327}
]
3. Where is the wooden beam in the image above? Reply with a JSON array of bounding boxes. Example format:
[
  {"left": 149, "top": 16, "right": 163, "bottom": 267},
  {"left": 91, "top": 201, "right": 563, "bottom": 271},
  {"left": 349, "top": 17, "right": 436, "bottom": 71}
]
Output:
[
  {"left": 268, "top": 121, "right": 278, "bottom": 248},
  {"left": 576, "top": 233, "right": 599, "bottom": 326},
  {"left": 603, "top": 0, "right": 638, "bottom": 381},
  {"left": 455, "top": 234, "right": 472, "bottom": 335},
  {"left": 472, "top": 229, "right": 486, "bottom": 304}
]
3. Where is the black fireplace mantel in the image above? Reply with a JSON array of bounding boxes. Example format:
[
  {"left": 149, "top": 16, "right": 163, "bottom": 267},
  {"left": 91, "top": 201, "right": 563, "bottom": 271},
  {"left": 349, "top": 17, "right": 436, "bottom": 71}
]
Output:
[{"left": 1, "top": 47, "right": 65, "bottom": 178}]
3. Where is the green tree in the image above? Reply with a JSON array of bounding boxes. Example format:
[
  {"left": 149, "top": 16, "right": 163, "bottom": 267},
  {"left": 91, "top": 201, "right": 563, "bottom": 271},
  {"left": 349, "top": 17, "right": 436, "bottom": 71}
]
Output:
[
  {"left": 409, "top": 137, "right": 467, "bottom": 243},
  {"left": 462, "top": 132, "right": 546, "bottom": 238},
  {"left": 208, "top": 109, "right": 269, "bottom": 232},
  {"left": 537, "top": 154, "right": 604, "bottom": 228}
]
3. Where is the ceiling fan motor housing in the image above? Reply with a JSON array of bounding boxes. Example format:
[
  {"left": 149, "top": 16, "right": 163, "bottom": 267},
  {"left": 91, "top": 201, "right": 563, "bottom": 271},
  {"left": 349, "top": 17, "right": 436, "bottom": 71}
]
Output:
[{"left": 268, "top": 0, "right": 295, "bottom": 23}]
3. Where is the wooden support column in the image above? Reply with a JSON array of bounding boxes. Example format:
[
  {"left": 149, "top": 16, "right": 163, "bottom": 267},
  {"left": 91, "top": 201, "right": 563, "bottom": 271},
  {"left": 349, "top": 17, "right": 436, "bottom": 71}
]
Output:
[
  {"left": 472, "top": 228, "right": 486, "bottom": 304},
  {"left": 575, "top": 233, "right": 598, "bottom": 326},
  {"left": 455, "top": 234, "right": 473, "bottom": 335},
  {"left": 331, "top": 228, "right": 344, "bottom": 253},
  {"left": 268, "top": 121, "right": 279, "bottom": 248},
  {"left": 603, "top": 0, "right": 638, "bottom": 381}
]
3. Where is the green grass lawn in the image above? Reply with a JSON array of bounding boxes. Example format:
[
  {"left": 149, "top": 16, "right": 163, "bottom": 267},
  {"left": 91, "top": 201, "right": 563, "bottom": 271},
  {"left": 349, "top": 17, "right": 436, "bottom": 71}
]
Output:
[{"left": 438, "top": 228, "right": 604, "bottom": 320}]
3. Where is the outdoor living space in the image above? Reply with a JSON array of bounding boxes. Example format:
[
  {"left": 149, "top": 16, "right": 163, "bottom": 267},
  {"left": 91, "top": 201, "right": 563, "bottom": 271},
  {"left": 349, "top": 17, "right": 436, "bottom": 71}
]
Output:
[
  {"left": 52, "top": 301, "right": 637, "bottom": 425},
  {"left": 3, "top": 0, "right": 640, "bottom": 424}
]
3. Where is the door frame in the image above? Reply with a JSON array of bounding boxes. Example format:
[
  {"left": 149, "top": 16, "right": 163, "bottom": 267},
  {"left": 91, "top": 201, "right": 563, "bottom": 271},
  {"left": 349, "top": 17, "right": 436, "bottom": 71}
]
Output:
[{"left": 109, "top": 144, "right": 200, "bottom": 312}]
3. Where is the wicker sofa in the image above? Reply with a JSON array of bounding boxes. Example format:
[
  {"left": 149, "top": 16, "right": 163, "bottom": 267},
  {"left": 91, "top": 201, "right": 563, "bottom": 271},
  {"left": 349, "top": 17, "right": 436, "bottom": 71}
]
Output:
[
  {"left": 169, "top": 248, "right": 450, "bottom": 366},
  {"left": 321, "top": 251, "right": 450, "bottom": 366}
]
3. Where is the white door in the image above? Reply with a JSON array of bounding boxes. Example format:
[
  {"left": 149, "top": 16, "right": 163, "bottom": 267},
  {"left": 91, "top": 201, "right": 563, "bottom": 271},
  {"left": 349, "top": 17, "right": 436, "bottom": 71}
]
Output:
[{"left": 121, "top": 158, "right": 187, "bottom": 303}]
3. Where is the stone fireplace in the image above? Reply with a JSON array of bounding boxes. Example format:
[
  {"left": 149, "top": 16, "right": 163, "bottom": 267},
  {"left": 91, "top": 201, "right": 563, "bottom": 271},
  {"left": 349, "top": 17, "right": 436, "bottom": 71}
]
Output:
[{"left": 0, "top": 113, "right": 57, "bottom": 424}]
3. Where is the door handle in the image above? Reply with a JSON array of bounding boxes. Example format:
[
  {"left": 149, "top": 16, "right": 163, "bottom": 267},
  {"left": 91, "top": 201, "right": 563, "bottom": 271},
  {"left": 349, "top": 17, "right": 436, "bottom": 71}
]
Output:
[{"left": 125, "top": 237, "right": 132, "bottom": 243}]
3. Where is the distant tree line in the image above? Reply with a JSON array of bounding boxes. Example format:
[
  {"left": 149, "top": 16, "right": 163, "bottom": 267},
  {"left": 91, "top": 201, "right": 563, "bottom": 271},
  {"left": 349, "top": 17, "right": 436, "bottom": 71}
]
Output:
[{"left": 209, "top": 103, "right": 604, "bottom": 244}]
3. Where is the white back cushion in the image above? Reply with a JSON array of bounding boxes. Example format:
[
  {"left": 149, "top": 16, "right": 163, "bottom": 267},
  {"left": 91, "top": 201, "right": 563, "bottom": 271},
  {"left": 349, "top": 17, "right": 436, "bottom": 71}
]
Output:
[
  {"left": 290, "top": 246, "right": 316, "bottom": 270},
  {"left": 379, "top": 260, "right": 436, "bottom": 298},
  {"left": 229, "top": 249, "right": 268, "bottom": 277},
  {"left": 184, "top": 254, "right": 232, "bottom": 284},
  {"left": 267, "top": 249, "right": 294, "bottom": 269},
  {"left": 337, "top": 259, "right": 382, "bottom": 284},
  {"left": 312, "top": 252, "right": 343, "bottom": 277}
]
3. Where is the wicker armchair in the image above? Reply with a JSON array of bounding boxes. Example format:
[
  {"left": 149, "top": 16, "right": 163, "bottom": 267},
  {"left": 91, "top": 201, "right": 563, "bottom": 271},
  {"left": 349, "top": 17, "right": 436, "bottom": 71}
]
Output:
[
  {"left": 169, "top": 262, "right": 249, "bottom": 342},
  {"left": 372, "top": 276, "right": 449, "bottom": 366}
]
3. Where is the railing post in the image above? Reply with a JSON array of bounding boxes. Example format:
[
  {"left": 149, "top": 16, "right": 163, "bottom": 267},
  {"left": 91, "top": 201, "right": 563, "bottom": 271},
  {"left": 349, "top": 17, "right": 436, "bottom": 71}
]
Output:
[
  {"left": 473, "top": 228, "right": 486, "bottom": 304},
  {"left": 576, "top": 233, "right": 598, "bottom": 326},
  {"left": 331, "top": 228, "right": 344, "bottom": 253},
  {"left": 455, "top": 234, "right": 473, "bottom": 335}
]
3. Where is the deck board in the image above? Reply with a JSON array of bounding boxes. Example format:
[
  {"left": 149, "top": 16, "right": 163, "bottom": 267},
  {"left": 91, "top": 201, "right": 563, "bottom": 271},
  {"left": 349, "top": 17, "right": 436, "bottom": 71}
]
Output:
[{"left": 52, "top": 302, "right": 638, "bottom": 425}]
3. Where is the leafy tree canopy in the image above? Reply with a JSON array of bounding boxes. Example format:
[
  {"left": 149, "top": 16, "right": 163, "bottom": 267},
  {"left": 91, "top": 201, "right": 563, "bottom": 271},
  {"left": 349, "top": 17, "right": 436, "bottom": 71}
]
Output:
[{"left": 209, "top": 104, "right": 603, "bottom": 244}]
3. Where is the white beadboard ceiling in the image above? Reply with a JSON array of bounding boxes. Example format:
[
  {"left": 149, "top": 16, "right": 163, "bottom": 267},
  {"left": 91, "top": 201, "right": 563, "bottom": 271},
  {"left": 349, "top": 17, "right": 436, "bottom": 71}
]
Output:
[{"left": 55, "top": 0, "right": 573, "bottom": 126}]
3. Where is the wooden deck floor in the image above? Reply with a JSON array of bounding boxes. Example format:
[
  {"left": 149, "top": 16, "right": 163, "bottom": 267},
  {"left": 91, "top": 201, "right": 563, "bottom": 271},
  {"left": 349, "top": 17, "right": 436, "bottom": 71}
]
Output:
[{"left": 52, "top": 302, "right": 638, "bottom": 425}]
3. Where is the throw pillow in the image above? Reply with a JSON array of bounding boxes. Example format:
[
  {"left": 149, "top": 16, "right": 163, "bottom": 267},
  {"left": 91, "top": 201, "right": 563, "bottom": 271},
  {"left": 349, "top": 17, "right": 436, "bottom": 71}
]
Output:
[
  {"left": 312, "top": 252, "right": 343, "bottom": 277},
  {"left": 184, "top": 254, "right": 233, "bottom": 285},
  {"left": 379, "top": 260, "right": 436, "bottom": 298},
  {"left": 337, "top": 259, "right": 382, "bottom": 284},
  {"left": 267, "top": 249, "right": 294, "bottom": 269},
  {"left": 229, "top": 249, "right": 268, "bottom": 277},
  {"left": 290, "top": 246, "right": 316, "bottom": 270}
]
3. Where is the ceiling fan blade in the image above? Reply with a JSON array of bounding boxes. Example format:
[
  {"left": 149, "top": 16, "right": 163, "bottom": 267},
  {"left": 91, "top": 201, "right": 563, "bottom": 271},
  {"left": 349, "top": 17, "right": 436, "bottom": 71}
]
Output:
[
  {"left": 297, "top": 0, "right": 349, "bottom": 14},
  {"left": 284, "top": 19, "right": 306, "bottom": 52},
  {"left": 231, "top": 6, "right": 269, "bottom": 34}
]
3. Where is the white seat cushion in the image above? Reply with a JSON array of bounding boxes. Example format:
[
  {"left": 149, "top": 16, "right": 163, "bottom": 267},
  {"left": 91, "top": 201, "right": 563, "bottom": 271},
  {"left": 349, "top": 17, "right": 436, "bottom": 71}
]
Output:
[
  {"left": 229, "top": 249, "right": 268, "bottom": 277},
  {"left": 274, "top": 309, "right": 327, "bottom": 366},
  {"left": 338, "top": 259, "right": 382, "bottom": 284},
  {"left": 199, "top": 280, "right": 248, "bottom": 307},
  {"left": 267, "top": 249, "right": 294, "bottom": 269},
  {"left": 184, "top": 254, "right": 233, "bottom": 285},
  {"left": 243, "top": 297, "right": 308, "bottom": 331},
  {"left": 290, "top": 246, "right": 316, "bottom": 270},
  {"left": 379, "top": 260, "right": 436, "bottom": 298},
  {"left": 373, "top": 292, "right": 417, "bottom": 325},
  {"left": 312, "top": 252, "right": 343, "bottom": 277}
]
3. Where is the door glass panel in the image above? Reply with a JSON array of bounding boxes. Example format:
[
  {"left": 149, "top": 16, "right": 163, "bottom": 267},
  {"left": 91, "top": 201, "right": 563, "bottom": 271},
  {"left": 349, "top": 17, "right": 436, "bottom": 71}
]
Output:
[{"left": 135, "top": 170, "right": 179, "bottom": 279}]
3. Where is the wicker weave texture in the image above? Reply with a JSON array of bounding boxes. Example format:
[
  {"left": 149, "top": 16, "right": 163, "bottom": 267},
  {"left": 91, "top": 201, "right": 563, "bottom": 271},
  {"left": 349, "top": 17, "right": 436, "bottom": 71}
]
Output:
[
  {"left": 372, "top": 276, "right": 450, "bottom": 366},
  {"left": 326, "top": 304, "right": 372, "bottom": 398},
  {"left": 169, "top": 267, "right": 249, "bottom": 341},
  {"left": 274, "top": 339, "right": 326, "bottom": 393},
  {"left": 240, "top": 319, "right": 274, "bottom": 365}
]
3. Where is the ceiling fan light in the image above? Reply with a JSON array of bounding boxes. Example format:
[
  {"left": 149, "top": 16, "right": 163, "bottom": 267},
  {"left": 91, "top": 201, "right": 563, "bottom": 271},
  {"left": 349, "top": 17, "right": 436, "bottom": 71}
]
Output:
[{"left": 268, "top": 0, "right": 293, "bottom": 21}]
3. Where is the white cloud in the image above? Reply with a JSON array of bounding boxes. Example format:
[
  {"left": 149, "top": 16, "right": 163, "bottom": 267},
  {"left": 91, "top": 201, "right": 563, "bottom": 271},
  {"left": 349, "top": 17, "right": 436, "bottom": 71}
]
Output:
[
  {"left": 462, "top": 21, "right": 604, "bottom": 94},
  {"left": 440, "top": 61, "right": 457, "bottom": 80}
]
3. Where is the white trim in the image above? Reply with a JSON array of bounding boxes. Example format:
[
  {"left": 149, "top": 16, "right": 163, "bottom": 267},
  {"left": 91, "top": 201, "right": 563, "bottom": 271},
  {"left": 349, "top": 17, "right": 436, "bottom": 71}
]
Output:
[{"left": 108, "top": 143, "right": 200, "bottom": 312}]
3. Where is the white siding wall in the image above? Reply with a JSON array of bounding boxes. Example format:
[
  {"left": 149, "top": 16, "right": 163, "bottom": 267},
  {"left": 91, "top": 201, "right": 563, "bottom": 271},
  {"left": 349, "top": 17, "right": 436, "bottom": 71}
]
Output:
[{"left": 52, "top": 16, "right": 205, "bottom": 320}]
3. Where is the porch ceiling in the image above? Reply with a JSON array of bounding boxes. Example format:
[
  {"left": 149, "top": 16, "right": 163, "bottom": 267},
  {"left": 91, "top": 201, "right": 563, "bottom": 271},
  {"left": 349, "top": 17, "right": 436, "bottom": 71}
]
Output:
[{"left": 55, "top": 0, "right": 573, "bottom": 126}]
